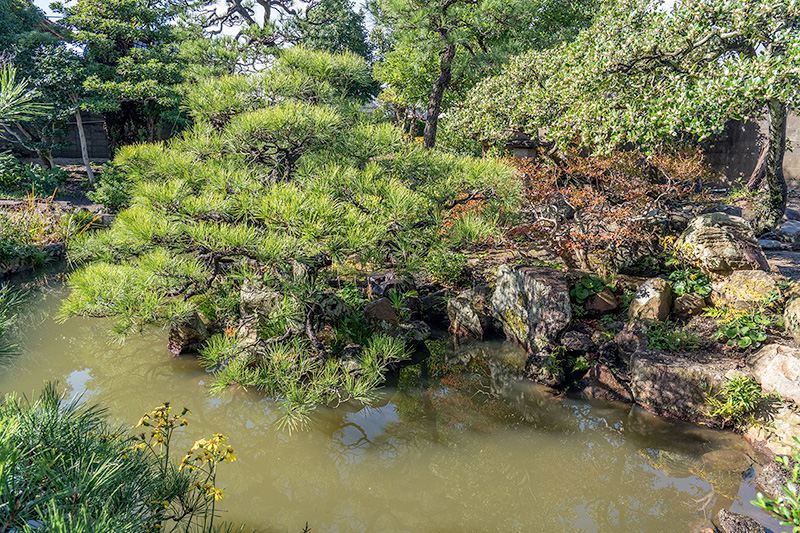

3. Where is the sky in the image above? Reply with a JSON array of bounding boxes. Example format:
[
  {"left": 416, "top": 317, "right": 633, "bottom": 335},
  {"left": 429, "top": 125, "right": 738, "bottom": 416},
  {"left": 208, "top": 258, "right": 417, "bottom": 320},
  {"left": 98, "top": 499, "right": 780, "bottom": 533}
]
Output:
[{"left": 33, "top": 0, "right": 57, "bottom": 18}]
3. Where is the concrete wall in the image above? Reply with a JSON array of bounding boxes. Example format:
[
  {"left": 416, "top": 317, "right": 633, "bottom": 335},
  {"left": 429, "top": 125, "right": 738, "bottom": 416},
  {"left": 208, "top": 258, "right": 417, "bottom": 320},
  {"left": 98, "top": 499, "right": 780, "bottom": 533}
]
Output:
[{"left": 705, "top": 112, "right": 800, "bottom": 190}]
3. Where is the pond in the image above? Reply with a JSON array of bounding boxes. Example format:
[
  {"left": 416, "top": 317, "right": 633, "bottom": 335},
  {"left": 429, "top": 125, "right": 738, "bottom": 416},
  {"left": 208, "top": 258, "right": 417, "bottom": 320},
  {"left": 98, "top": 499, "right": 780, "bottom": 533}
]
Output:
[{"left": 0, "top": 283, "right": 784, "bottom": 532}]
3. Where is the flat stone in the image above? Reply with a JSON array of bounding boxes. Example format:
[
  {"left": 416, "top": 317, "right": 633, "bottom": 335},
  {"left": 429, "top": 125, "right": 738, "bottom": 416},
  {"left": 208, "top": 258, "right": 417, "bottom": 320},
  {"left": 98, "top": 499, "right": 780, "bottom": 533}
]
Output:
[
  {"left": 701, "top": 449, "right": 752, "bottom": 473},
  {"left": 630, "top": 350, "right": 738, "bottom": 426}
]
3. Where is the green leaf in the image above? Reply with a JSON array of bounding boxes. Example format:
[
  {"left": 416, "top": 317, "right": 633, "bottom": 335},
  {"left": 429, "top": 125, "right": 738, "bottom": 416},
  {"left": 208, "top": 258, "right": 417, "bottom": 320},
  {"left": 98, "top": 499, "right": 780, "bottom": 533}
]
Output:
[{"left": 737, "top": 336, "right": 752, "bottom": 348}]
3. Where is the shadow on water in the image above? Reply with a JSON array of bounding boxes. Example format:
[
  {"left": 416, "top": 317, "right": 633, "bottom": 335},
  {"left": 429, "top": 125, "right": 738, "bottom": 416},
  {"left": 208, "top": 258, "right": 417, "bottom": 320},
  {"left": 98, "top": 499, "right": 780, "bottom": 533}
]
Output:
[{"left": 0, "top": 284, "right": 786, "bottom": 532}]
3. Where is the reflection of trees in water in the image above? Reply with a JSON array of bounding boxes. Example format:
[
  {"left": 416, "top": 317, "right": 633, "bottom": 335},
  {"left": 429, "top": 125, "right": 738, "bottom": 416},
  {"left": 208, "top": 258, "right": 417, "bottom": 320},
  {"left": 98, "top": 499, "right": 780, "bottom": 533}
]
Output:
[{"left": 7, "top": 292, "right": 758, "bottom": 531}]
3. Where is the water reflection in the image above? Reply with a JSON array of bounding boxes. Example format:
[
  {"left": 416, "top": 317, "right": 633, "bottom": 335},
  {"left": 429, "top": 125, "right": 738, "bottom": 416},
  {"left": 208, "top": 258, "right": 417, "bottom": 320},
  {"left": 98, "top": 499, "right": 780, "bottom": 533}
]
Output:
[{"left": 0, "top": 287, "right": 782, "bottom": 532}]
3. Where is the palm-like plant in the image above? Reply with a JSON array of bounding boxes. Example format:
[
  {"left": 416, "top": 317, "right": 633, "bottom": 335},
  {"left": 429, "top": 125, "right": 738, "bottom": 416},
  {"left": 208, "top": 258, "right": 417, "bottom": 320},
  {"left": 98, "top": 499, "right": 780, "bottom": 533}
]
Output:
[{"left": 0, "top": 64, "right": 49, "bottom": 130}]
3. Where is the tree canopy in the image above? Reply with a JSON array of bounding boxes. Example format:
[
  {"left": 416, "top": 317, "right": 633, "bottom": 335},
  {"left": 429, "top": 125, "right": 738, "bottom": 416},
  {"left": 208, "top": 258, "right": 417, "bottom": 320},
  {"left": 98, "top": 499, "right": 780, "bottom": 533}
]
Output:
[
  {"left": 371, "top": 0, "right": 598, "bottom": 147},
  {"left": 451, "top": 0, "right": 800, "bottom": 231}
]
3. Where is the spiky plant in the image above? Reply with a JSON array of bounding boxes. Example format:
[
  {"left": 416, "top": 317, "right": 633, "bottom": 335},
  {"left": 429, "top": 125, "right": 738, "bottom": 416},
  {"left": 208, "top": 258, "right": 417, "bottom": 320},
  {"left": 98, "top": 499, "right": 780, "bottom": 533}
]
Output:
[{"left": 62, "top": 46, "right": 523, "bottom": 428}]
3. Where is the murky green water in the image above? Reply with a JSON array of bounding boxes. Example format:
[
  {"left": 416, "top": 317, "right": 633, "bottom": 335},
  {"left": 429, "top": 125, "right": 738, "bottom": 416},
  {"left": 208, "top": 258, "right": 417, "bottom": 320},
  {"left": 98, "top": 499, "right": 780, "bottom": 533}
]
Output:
[{"left": 0, "top": 284, "right": 783, "bottom": 532}]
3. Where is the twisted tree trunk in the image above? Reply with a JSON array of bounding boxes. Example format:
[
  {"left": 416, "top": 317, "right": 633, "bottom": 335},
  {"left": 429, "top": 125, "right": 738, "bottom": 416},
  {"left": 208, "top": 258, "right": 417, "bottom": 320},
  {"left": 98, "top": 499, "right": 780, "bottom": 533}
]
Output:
[
  {"left": 747, "top": 99, "right": 788, "bottom": 235},
  {"left": 422, "top": 43, "right": 456, "bottom": 149}
]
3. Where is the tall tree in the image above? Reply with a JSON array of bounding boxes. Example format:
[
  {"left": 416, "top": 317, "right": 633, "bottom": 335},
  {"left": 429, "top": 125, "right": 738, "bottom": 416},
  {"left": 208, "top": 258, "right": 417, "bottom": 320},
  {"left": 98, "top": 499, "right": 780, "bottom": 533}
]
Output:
[
  {"left": 371, "top": 0, "right": 597, "bottom": 148},
  {"left": 283, "top": 0, "right": 372, "bottom": 60},
  {"left": 51, "top": 0, "right": 187, "bottom": 151},
  {"left": 453, "top": 0, "right": 800, "bottom": 233}
]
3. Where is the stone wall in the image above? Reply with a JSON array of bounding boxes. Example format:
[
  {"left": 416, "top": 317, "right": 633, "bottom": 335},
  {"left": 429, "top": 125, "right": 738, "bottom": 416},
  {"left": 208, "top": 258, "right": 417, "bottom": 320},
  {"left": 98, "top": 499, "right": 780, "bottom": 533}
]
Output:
[{"left": 706, "top": 111, "right": 800, "bottom": 190}]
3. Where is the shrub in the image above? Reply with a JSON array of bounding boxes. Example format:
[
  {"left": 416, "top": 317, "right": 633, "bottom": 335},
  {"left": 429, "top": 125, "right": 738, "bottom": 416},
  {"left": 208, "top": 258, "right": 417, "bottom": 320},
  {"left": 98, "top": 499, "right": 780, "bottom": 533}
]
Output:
[
  {"left": 87, "top": 164, "right": 134, "bottom": 212},
  {"left": 647, "top": 320, "right": 702, "bottom": 351},
  {"left": 0, "top": 385, "right": 236, "bottom": 532},
  {"left": 424, "top": 248, "right": 467, "bottom": 285},
  {"left": 512, "top": 147, "right": 711, "bottom": 270},
  {"left": 0, "top": 152, "right": 24, "bottom": 191}
]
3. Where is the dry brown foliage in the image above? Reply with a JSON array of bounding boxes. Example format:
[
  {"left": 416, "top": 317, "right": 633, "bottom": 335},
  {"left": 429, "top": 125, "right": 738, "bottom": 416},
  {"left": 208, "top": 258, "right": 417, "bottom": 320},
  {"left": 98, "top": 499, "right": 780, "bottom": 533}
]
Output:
[{"left": 508, "top": 147, "right": 713, "bottom": 271}]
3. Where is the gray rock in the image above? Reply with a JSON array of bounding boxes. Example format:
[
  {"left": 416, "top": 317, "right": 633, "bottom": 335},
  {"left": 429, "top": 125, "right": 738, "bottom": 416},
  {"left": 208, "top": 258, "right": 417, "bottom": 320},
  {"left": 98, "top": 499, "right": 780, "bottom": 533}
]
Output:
[
  {"left": 364, "top": 298, "right": 399, "bottom": 329},
  {"left": 168, "top": 312, "right": 209, "bottom": 355},
  {"left": 366, "top": 271, "right": 415, "bottom": 300},
  {"left": 629, "top": 278, "right": 673, "bottom": 322},
  {"left": 747, "top": 344, "right": 800, "bottom": 405},
  {"left": 778, "top": 219, "right": 800, "bottom": 235},
  {"left": 239, "top": 280, "right": 281, "bottom": 317},
  {"left": 756, "top": 459, "right": 795, "bottom": 499},
  {"left": 674, "top": 213, "right": 769, "bottom": 275},
  {"left": 784, "top": 298, "right": 800, "bottom": 345},
  {"left": 396, "top": 321, "right": 431, "bottom": 343},
  {"left": 561, "top": 331, "right": 596, "bottom": 354},
  {"left": 491, "top": 265, "right": 571, "bottom": 353},
  {"left": 447, "top": 296, "right": 489, "bottom": 340},
  {"left": 673, "top": 292, "right": 706, "bottom": 319},
  {"left": 758, "top": 238, "right": 787, "bottom": 250},
  {"left": 785, "top": 207, "right": 800, "bottom": 221},
  {"left": 314, "top": 292, "right": 352, "bottom": 324},
  {"left": 716, "top": 509, "right": 764, "bottom": 533},
  {"left": 701, "top": 204, "right": 743, "bottom": 218}
]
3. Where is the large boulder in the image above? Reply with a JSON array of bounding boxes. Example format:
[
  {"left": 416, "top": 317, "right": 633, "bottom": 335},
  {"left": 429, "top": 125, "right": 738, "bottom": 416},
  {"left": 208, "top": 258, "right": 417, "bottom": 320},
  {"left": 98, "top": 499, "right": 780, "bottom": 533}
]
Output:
[
  {"left": 673, "top": 213, "right": 769, "bottom": 275},
  {"left": 628, "top": 278, "right": 673, "bottom": 322},
  {"left": 746, "top": 403, "right": 800, "bottom": 456},
  {"left": 747, "top": 344, "right": 800, "bottom": 405},
  {"left": 712, "top": 270, "right": 778, "bottom": 308},
  {"left": 168, "top": 312, "right": 210, "bottom": 355},
  {"left": 491, "top": 265, "right": 571, "bottom": 353},
  {"left": 630, "top": 350, "right": 739, "bottom": 425}
]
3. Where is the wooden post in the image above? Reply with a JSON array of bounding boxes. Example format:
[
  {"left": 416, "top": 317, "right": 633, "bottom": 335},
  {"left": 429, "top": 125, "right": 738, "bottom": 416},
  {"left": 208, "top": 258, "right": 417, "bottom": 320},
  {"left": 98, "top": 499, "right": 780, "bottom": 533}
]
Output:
[{"left": 74, "top": 105, "right": 95, "bottom": 187}]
